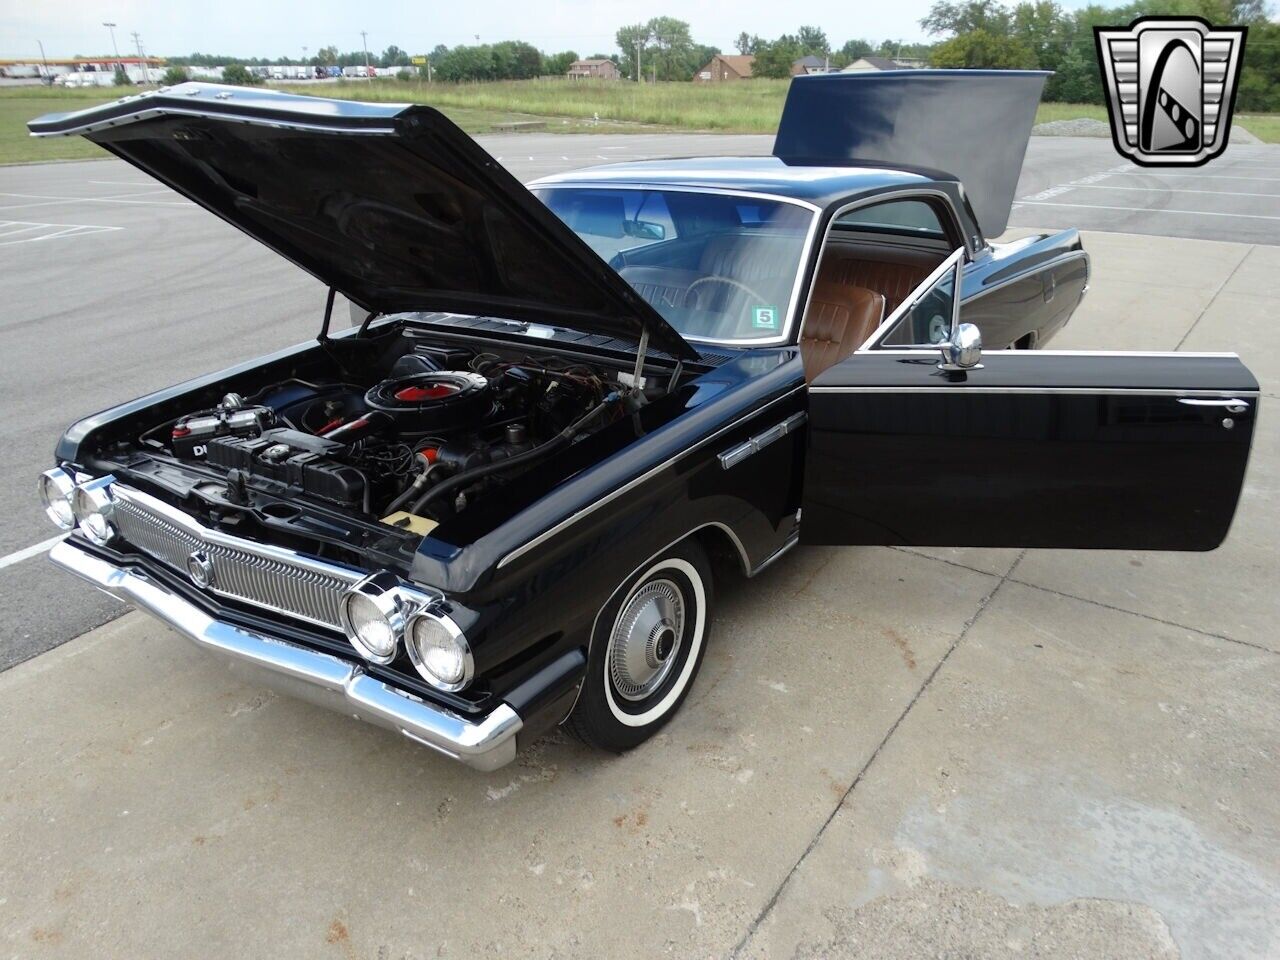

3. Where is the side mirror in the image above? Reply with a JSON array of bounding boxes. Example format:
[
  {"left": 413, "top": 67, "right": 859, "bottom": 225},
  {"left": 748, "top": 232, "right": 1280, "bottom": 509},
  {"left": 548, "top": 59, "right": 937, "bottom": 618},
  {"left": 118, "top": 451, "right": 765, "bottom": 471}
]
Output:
[{"left": 939, "top": 322, "right": 982, "bottom": 371}]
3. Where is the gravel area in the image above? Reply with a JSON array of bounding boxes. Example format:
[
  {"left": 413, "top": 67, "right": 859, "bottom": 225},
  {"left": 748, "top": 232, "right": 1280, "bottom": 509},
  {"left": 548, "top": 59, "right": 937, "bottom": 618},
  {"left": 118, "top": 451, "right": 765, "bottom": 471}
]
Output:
[{"left": 1032, "top": 118, "right": 1112, "bottom": 137}]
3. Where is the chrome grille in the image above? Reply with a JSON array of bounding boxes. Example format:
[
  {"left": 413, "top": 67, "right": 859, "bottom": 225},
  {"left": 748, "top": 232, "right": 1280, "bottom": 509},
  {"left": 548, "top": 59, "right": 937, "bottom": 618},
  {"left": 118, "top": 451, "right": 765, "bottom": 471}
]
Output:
[{"left": 111, "top": 485, "right": 363, "bottom": 631}]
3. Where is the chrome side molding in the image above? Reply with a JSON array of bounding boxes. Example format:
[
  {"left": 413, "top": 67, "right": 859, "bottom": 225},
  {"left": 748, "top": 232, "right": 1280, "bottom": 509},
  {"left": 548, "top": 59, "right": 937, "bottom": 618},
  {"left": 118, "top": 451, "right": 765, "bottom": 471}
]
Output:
[{"left": 719, "top": 412, "right": 808, "bottom": 470}]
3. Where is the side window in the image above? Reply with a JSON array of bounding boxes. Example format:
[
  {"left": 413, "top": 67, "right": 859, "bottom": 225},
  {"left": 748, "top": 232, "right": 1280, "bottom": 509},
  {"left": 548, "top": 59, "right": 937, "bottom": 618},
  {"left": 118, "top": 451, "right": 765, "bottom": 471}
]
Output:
[
  {"left": 871, "top": 248, "right": 965, "bottom": 348},
  {"left": 835, "top": 199, "right": 948, "bottom": 240}
]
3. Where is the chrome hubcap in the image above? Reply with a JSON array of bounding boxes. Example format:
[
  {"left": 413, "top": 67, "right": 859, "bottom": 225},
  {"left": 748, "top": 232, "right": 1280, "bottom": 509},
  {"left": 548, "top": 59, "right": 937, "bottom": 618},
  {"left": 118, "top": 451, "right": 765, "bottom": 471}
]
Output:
[{"left": 609, "top": 578, "right": 685, "bottom": 701}]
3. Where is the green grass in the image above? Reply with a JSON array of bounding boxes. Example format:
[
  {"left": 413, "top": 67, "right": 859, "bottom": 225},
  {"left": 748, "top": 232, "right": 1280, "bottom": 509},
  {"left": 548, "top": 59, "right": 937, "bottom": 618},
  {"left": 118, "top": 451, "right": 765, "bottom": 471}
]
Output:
[
  {"left": 0, "top": 89, "right": 119, "bottom": 164},
  {"left": 1237, "top": 114, "right": 1280, "bottom": 144},
  {"left": 2, "top": 82, "right": 1277, "bottom": 165},
  {"left": 283, "top": 77, "right": 794, "bottom": 132}
]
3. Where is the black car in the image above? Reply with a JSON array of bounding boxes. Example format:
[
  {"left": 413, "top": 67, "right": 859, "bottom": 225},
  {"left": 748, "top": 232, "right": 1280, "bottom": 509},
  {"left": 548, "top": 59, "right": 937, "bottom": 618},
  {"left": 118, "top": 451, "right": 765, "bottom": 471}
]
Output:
[{"left": 30, "top": 75, "right": 1257, "bottom": 771}]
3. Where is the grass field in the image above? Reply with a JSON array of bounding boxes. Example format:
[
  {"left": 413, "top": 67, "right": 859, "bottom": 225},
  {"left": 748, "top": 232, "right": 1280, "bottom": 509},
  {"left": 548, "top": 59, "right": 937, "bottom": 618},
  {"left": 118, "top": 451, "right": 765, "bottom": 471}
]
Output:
[{"left": 2, "top": 80, "right": 1276, "bottom": 165}]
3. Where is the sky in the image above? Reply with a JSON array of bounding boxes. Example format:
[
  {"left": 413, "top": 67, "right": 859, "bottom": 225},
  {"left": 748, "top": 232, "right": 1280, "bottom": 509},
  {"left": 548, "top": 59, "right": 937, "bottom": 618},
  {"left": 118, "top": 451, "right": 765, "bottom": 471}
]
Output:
[{"left": 1, "top": 0, "right": 1094, "bottom": 61}]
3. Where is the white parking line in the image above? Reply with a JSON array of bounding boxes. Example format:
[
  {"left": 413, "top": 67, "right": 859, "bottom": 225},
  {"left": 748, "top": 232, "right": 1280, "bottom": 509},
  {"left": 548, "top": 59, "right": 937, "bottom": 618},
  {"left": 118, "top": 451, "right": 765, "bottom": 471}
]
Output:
[
  {"left": 0, "top": 535, "right": 64, "bottom": 571},
  {"left": 0, "top": 219, "right": 123, "bottom": 245},
  {"left": 1014, "top": 200, "right": 1280, "bottom": 221},
  {"left": 0, "top": 191, "right": 188, "bottom": 212},
  {"left": 1070, "top": 183, "right": 1280, "bottom": 199},
  {"left": 1108, "top": 171, "right": 1280, "bottom": 182}
]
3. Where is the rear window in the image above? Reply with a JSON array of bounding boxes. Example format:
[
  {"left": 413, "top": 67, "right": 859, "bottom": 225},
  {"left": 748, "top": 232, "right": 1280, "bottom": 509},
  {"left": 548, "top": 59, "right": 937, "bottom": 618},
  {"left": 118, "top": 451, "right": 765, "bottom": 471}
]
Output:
[{"left": 835, "top": 199, "right": 947, "bottom": 240}]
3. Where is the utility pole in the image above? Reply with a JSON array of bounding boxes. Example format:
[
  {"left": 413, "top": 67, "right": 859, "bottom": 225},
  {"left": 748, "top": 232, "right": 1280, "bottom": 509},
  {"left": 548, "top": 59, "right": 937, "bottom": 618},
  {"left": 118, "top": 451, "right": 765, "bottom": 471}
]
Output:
[
  {"left": 103, "top": 22, "right": 122, "bottom": 76},
  {"left": 36, "top": 39, "right": 50, "bottom": 81},
  {"left": 360, "top": 30, "right": 370, "bottom": 76},
  {"left": 635, "top": 40, "right": 641, "bottom": 83},
  {"left": 131, "top": 31, "right": 150, "bottom": 84}
]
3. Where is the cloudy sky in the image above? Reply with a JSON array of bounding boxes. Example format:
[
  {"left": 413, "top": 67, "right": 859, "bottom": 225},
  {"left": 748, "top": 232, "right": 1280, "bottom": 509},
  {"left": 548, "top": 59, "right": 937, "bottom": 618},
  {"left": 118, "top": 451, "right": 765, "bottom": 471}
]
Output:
[{"left": 2, "top": 0, "right": 1093, "bottom": 61}]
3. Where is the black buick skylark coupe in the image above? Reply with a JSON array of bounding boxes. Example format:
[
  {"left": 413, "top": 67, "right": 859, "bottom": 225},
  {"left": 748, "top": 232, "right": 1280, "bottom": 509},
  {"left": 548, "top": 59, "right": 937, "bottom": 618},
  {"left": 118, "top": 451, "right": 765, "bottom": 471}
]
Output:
[{"left": 31, "top": 73, "right": 1257, "bottom": 771}]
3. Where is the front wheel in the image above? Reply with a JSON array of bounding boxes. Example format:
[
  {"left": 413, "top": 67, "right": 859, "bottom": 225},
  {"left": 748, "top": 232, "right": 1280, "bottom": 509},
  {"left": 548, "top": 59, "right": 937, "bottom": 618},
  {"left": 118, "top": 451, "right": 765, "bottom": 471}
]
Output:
[{"left": 566, "top": 539, "right": 713, "bottom": 752}]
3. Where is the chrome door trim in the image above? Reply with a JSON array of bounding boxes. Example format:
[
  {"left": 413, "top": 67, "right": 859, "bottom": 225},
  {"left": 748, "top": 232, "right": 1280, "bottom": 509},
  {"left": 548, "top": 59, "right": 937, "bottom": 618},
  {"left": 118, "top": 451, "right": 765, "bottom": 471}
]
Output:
[
  {"left": 857, "top": 246, "right": 968, "bottom": 351},
  {"left": 497, "top": 386, "right": 805, "bottom": 570},
  {"left": 810, "top": 386, "right": 1262, "bottom": 396},
  {"left": 796, "top": 187, "right": 971, "bottom": 353}
]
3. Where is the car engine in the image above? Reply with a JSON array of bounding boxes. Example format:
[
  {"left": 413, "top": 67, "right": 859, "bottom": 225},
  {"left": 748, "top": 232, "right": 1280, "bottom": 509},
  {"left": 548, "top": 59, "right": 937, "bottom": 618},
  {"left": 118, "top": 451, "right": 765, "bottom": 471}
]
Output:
[{"left": 147, "top": 344, "right": 638, "bottom": 531}]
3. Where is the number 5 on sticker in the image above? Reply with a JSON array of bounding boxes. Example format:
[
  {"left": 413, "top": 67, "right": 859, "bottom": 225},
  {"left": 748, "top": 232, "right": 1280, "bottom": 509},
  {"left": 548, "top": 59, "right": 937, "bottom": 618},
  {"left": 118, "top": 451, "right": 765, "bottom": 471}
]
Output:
[{"left": 752, "top": 305, "right": 778, "bottom": 330}]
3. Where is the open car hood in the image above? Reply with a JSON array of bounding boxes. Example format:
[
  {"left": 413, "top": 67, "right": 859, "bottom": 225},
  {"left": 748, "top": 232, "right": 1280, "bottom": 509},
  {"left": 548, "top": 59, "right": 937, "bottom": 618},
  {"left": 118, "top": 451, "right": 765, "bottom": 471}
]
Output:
[
  {"left": 773, "top": 70, "right": 1049, "bottom": 238},
  {"left": 29, "top": 83, "right": 697, "bottom": 360}
]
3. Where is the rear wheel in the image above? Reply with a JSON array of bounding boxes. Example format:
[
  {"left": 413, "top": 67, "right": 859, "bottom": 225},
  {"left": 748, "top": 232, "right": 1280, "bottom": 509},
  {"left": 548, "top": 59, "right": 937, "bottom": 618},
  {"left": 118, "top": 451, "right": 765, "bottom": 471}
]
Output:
[{"left": 566, "top": 539, "right": 712, "bottom": 752}]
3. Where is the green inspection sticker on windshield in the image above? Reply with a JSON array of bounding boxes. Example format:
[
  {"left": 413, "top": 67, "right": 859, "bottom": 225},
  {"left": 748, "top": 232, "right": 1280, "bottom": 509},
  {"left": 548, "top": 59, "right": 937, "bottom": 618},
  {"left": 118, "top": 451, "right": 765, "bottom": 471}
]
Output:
[{"left": 752, "top": 305, "right": 779, "bottom": 330}]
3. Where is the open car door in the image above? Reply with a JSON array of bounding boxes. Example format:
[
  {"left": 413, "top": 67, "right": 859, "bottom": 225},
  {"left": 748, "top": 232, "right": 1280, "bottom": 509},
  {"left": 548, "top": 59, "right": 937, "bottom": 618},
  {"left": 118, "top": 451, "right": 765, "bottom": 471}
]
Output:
[{"left": 801, "top": 251, "right": 1258, "bottom": 550}]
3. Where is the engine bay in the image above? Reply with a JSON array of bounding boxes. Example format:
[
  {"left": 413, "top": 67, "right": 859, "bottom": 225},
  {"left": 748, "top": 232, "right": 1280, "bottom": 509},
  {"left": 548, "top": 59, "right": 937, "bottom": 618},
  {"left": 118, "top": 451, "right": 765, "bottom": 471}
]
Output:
[{"left": 137, "top": 339, "right": 659, "bottom": 536}]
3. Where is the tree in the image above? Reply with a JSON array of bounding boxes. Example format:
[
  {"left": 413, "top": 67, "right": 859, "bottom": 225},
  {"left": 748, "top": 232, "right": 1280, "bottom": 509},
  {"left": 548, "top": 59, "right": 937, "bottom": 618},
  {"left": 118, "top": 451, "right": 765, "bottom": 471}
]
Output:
[
  {"left": 160, "top": 65, "right": 190, "bottom": 85},
  {"left": 616, "top": 23, "right": 650, "bottom": 80},
  {"left": 754, "top": 34, "right": 803, "bottom": 78},
  {"left": 921, "top": 0, "right": 1013, "bottom": 36},
  {"left": 316, "top": 46, "right": 339, "bottom": 67},
  {"left": 542, "top": 50, "right": 580, "bottom": 75},
  {"left": 930, "top": 29, "right": 1037, "bottom": 68},
  {"left": 112, "top": 67, "right": 132, "bottom": 86},
  {"left": 380, "top": 45, "right": 410, "bottom": 67},
  {"left": 796, "top": 25, "right": 830, "bottom": 57},
  {"left": 834, "top": 38, "right": 873, "bottom": 67},
  {"left": 221, "top": 63, "right": 262, "bottom": 85}
]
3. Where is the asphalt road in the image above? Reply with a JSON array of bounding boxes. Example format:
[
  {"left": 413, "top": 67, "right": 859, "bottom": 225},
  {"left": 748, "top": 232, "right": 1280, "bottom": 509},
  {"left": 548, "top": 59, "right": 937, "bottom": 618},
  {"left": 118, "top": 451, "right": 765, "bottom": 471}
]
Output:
[{"left": 1, "top": 132, "right": 1278, "bottom": 667}]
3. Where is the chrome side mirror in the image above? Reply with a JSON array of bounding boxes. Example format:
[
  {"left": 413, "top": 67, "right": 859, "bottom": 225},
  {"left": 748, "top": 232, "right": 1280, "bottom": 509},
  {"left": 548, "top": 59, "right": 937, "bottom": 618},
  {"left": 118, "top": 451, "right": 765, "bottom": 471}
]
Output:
[{"left": 939, "top": 322, "right": 983, "bottom": 371}]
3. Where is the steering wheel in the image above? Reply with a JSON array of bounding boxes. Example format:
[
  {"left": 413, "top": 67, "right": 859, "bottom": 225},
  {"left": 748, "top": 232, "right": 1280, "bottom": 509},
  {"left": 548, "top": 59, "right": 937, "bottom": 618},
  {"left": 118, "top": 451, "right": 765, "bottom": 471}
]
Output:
[{"left": 687, "top": 275, "right": 768, "bottom": 312}]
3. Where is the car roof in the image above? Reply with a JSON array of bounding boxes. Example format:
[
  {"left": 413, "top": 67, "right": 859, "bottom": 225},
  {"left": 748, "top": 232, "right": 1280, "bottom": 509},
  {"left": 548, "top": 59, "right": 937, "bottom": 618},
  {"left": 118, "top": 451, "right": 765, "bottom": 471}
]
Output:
[{"left": 529, "top": 156, "right": 953, "bottom": 207}]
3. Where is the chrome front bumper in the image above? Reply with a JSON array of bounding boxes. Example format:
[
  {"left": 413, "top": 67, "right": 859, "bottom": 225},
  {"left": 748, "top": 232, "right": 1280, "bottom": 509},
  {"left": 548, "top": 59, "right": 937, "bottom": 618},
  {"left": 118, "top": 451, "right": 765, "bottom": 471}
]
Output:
[{"left": 49, "top": 540, "right": 522, "bottom": 771}]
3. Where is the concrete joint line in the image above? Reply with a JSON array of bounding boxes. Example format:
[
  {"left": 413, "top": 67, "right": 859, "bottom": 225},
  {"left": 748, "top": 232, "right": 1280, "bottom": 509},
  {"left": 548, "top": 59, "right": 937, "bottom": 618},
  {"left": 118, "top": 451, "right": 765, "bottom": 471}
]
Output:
[
  {"left": 1005, "top": 576, "right": 1278, "bottom": 657},
  {"left": 730, "top": 552, "right": 1026, "bottom": 957},
  {"left": 1175, "top": 245, "right": 1255, "bottom": 351}
]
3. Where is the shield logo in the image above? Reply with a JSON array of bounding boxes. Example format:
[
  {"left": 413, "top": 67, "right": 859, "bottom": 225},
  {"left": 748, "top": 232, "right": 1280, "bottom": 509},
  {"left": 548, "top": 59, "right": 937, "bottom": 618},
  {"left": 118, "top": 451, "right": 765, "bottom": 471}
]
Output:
[{"left": 1094, "top": 17, "right": 1247, "bottom": 167}]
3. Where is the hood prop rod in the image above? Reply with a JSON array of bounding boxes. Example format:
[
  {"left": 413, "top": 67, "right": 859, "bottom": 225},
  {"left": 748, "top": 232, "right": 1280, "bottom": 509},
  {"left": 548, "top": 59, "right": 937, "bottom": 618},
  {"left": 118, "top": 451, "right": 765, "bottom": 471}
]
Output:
[{"left": 317, "top": 287, "right": 337, "bottom": 344}]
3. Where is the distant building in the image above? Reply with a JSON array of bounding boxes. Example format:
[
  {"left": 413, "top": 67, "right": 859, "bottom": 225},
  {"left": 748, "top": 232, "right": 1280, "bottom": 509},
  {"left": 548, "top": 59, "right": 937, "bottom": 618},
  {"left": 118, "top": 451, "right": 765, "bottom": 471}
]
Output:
[
  {"left": 693, "top": 54, "right": 755, "bottom": 82},
  {"left": 791, "top": 55, "right": 835, "bottom": 76},
  {"left": 567, "top": 59, "right": 620, "bottom": 80},
  {"left": 842, "top": 56, "right": 926, "bottom": 72}
]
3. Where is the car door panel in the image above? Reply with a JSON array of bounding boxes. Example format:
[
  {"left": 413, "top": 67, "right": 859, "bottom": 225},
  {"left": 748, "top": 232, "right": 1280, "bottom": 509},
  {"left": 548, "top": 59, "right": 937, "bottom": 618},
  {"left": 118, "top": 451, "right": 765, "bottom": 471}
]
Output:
[{"left": 802, "top": 351, "right": 1257, "bottom": 550}]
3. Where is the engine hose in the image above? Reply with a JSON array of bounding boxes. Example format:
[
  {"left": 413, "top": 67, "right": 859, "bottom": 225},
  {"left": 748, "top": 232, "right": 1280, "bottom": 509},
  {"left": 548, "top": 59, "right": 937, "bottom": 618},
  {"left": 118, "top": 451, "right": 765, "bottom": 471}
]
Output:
[
  {"left": 383, "top": 458, "right": 437, "bottom": 516},
  {"left": 411, "top": 393, "right": 618, "bottom": 516}
]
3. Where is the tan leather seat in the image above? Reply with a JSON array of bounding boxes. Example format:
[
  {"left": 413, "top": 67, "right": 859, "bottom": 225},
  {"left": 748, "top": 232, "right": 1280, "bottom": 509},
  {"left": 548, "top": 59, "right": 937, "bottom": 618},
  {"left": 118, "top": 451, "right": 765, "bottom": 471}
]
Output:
[
  {"left": 801, "top": 282, "right": 885, "bottom": 382},
  {"left": 817, "top": 248, "right": 939, "bottom": 313}
]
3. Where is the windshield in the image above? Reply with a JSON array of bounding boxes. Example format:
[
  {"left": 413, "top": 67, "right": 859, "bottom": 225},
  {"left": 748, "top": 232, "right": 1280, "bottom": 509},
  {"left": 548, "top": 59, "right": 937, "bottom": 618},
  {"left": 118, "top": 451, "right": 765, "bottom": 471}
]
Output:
[{"left": 535, "top": 187, "right": 813, "bottom": 343}]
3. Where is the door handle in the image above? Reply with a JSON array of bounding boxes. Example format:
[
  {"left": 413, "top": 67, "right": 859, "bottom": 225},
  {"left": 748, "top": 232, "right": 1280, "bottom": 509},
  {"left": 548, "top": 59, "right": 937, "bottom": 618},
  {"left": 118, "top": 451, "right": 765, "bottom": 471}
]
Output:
[{"left": 1178, "top": 397, "right": 1249, "bottom": 414}]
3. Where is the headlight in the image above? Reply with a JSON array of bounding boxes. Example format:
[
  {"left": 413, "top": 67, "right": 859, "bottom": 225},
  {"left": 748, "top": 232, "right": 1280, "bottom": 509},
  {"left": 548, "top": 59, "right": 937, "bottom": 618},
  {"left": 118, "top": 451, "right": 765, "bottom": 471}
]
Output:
[
  {"left": 338, "top": 572, "right": 413, "bottom": 664},
  {"left": 71, "top": 477, "right": 116, "bottom": 545},
  {"left": 38, "top": 468, "right": 77, "bottom": 530},
  {"left": 406, "top": 610, "right": 472, "bottom": 691}
]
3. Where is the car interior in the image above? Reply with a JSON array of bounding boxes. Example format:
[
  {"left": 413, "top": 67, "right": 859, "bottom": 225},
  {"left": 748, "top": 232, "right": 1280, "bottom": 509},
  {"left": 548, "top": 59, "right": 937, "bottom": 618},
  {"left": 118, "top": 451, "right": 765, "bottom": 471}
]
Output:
[
  {"left": 538, "top": 189, "right": 956, "bottom": 372},
  {"left": 798, "top": 198, "right": 955, "bottom": 381}
]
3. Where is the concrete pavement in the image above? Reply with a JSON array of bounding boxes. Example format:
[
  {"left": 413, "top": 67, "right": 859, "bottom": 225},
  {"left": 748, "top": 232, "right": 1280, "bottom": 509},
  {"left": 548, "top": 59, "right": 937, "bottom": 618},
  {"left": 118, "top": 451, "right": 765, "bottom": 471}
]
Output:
[{"left": 2, "top": 226, "right": 1276, "bottom": 957}]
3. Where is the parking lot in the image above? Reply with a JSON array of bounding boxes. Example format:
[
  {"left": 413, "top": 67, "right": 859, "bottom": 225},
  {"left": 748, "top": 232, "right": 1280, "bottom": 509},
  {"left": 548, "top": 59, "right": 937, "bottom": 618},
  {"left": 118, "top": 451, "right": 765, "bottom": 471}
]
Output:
[{"left": 1, "top": 133, "right": 1278, "bottom": 958}]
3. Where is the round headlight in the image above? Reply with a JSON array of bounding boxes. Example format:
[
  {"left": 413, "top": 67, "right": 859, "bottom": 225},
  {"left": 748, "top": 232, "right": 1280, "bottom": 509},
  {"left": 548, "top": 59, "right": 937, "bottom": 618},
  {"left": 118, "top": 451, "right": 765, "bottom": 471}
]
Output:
[
  {"left": 406, "top": 610, "right": 472, "bottom": 691},
  {"left": 71, "top": 477, "right": 116, "bottom": 545},
  {"left": 338, "top": 573, "right": 412, "bottom": 664},
  {"left": 38, "top": 468, "right": 77, "bottom": 530}
]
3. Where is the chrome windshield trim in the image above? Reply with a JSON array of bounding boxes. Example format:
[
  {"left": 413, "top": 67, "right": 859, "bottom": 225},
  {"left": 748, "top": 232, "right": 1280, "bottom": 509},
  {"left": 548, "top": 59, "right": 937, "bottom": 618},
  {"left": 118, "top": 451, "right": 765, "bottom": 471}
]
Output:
[{"left": 527, "top": 183, "right": 822, "bottom": 349}]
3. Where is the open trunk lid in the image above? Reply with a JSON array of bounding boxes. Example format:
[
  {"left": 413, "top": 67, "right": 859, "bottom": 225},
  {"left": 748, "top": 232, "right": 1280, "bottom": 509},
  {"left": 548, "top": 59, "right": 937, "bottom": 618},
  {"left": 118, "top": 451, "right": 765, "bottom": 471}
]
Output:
[{"left": 29, "top": 83, "right": 697, "bottom": 360}]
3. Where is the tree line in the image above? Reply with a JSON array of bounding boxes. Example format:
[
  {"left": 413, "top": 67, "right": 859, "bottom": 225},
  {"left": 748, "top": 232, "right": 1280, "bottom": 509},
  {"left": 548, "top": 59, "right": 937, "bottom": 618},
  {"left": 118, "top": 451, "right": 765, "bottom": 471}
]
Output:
[{"left": 154, "top": 0, "right": 1279, "bottom": 111}]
